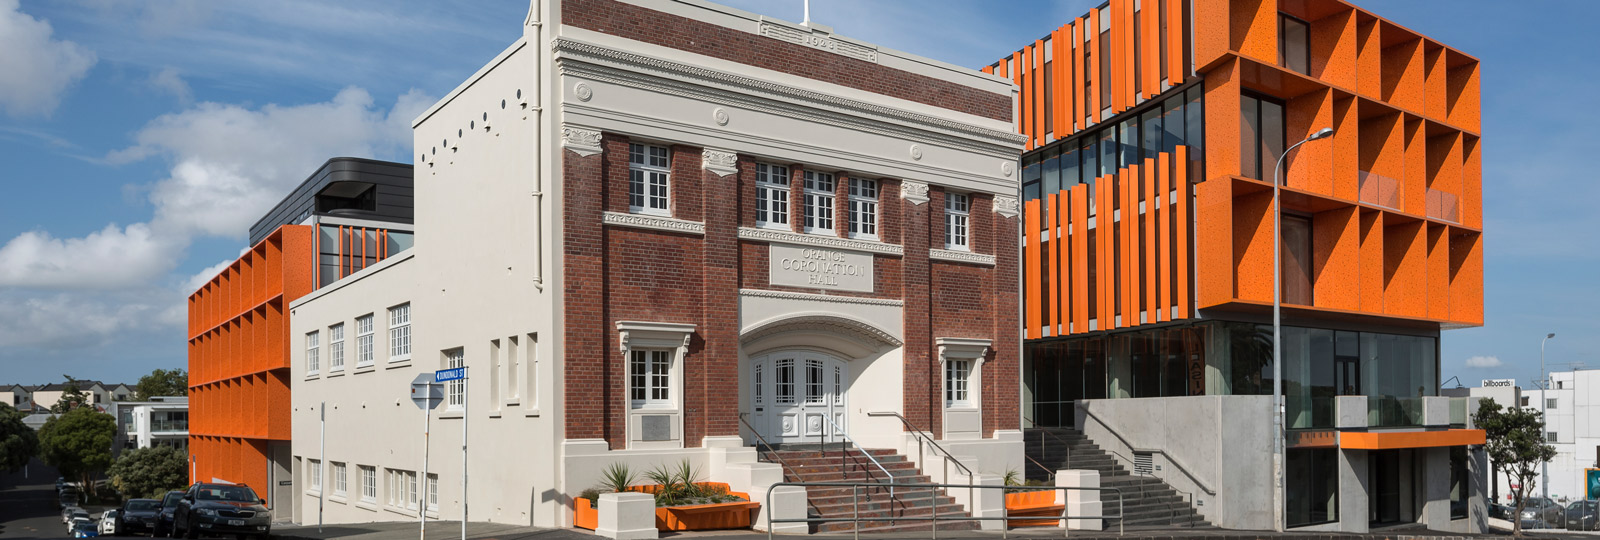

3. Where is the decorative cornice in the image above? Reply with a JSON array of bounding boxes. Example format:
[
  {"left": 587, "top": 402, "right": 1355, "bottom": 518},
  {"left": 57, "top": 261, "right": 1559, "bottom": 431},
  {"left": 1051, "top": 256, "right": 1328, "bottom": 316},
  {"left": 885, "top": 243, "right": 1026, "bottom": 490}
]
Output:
[
  {"left": 552, "top": 38, "right": 1027, "bottom": 151},
  {"left": 602, "top": 211, "right": 706, "bottom": 235},
  {"left": 737, "top": 227, "right": 902, "bottom": 256},
  {"left": 929, "top": 249, "right": 996, "bottom": 267},
  {"left": 993, "top": 196, "right": 1020, "bottom": 219},
  {"left": 739, "top": 288, "right": 904, "bottom": 307},
  {"left": 900, "top": 180, "right": 929, "bottom": 205},
  {"left": 936, "top": 337, "right": 992, "bottom": 361},
  {"left": 561, "top": 124, "right": 602, "bottom": 156},
  {"left": 741, "top": 314, "right": 903, "bottom": 349},
  {"left": 702, "top": 147, "right": 738, "bottom": 177}
]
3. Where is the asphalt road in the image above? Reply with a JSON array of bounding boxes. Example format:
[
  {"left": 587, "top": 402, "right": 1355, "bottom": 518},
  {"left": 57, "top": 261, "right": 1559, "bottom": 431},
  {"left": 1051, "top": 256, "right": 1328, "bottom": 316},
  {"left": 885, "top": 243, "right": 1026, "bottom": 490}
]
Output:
[{"left": 1, "top": 458, "right": 73, "bottom": 539}]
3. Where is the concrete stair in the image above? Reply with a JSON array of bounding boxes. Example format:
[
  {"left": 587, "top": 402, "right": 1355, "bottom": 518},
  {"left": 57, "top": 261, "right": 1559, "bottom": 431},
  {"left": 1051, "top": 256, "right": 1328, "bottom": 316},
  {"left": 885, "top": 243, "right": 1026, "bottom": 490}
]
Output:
[
  {"left": 759, "top": 446, "right": 979, "bottom": 533},
  {"left": 1024, "top": 427, "right": 1212, "bottom": 528}
]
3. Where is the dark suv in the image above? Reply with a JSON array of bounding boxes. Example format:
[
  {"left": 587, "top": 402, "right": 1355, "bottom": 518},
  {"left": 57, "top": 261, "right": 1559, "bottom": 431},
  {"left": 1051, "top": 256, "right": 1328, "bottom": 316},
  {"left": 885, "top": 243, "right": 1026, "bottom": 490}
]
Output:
[
  {"left": 154, "top": 490, "right": 183, "bottom": 537},
  {"left": 170, "top": 483, "right": 272, "bottom": 539}
]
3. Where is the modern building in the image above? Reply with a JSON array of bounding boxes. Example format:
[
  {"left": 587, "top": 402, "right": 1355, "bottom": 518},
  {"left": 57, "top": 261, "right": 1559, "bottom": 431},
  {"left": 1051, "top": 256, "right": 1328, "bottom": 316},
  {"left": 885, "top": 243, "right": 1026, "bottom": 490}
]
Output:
[
  {"left": 1467, "top": 371, "right": 1600, "bottom": 503},
  {"left": 1000, "top": 0, "right": 1484, "bottom": 533},
  {"left": 186, "top": 158, "right": 413, "bottom": 510},
  {"left": 110, "top": 397, "right": 190, "bottom": 455},
  {"left": 287, "top": 0, "right": 1023, "bottom": 530}
]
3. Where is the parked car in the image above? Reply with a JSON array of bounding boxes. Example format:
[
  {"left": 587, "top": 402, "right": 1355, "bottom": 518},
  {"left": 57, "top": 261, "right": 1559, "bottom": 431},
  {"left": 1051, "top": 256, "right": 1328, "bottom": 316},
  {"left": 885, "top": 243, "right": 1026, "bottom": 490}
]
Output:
[
  {"left": 153, "top": 490, "right": 184, "bottom": 538},
  {"left": 170, "top": 483, "right": 272, "bottom": 540},
  {"left": 99, "top": 510, "right": 118, "bottom": 536},
  {"left": 1568, "top": 500, "right": 1600, "bottom": 531},
  {"left": 61, "top": 506, "right": 88, "bottom": 525},
  {"left": 58, "top": 488, "right": 80, "bottom": 509},
  {"left": 1489, "top": 501, "right": 1513, "bottom": 520},
  {"left": 1520, "top": 496, "right": 1566, "bottom": 529},
  {"left": 69, "top": 516, "right": 99, "bottom": 538},
  {"left": 113, "top": 498, "right": 161, "bottom": 536}
]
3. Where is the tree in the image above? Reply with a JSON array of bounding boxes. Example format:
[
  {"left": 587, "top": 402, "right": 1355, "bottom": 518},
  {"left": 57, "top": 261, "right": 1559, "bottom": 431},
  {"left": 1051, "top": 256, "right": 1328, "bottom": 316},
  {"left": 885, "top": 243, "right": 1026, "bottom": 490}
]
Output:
[
  {"left": 1475, "top": 398, "right": 1557, "bottom": 537},
  {"left": 134, "top": 369, "right": 188, "bottom": 401},
  {"left": 0, "top": 403, "right": 39, "bottom": 473},
  {"left": 50, "top": 375, "right": 91, "bottom": 414},
  {"left": 38, "top": 407, "right": 116, "bottom": 501},
  {"left": 108, "top": 446, "right": 188, "bottom": 499}
]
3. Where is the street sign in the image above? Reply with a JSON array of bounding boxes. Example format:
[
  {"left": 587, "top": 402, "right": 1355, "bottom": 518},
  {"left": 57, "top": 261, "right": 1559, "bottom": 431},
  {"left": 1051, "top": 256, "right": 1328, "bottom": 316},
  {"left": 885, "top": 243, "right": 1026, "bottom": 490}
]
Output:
[
  {"left": 410, "top": 373, "right": 444, "bottom": 409},
  {"left": 435, "top": 367, "right": 467, "bottom": 382}
]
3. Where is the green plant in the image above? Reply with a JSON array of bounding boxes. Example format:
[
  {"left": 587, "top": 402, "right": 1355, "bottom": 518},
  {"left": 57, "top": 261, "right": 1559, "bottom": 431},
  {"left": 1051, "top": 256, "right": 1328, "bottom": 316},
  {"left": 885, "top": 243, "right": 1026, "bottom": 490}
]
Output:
[
  {"left": 597, "top": 462, "right": 636, "bottom": 494},
  {"left": 108, "top": 446, "right": 187, "bottom": 499},
  {"left": 1002, "top": 469, "right": 1022, "bottom": 486},
  {"left": 578, "top": 487, "right": 601, "bottom": 501}
]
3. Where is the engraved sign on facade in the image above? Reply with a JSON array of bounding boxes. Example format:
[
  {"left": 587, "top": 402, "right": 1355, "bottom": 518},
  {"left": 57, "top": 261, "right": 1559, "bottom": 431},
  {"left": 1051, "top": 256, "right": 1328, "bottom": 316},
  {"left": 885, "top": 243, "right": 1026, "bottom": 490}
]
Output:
[
  {"left": 758, "top": 22, "right": 878, "bottom": 63},
  {"left": 769, "top": 244, "right": 874, "bottom": 293}
]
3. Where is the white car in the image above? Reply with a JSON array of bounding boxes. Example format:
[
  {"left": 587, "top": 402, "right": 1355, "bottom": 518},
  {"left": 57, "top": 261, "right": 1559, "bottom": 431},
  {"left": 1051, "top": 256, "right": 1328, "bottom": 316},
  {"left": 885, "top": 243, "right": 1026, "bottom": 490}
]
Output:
[
  {"left": 99, "top": 510, "right": 118, "bottom": 535},
  {"left": 61, "top": 506, "right": 88, "bottom": 524}
]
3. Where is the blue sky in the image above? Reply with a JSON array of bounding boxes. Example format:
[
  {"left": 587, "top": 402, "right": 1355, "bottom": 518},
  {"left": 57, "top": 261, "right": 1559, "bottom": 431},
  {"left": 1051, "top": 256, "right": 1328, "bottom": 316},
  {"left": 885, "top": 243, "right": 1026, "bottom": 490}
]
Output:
[{"left": 0, "top": 0, "right": 1593, "bottom": 389}]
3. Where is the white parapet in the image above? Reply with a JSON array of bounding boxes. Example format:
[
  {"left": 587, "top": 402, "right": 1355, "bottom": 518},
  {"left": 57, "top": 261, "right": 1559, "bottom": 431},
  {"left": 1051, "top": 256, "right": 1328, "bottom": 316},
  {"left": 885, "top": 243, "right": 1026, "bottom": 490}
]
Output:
[
  {"left": 1057, "top": 469, "right": 1102, "bottom": 531},
  {"left": 596, "top": 492, "right": 657, "bottom": 540}
]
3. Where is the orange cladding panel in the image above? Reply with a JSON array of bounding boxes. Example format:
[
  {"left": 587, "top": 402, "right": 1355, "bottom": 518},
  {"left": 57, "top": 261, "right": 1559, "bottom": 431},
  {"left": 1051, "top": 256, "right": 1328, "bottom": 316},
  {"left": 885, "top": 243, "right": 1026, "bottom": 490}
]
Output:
[
  {"left": 1143, "top": 159, "right": 1157, "bottom": 320},
  {"left": 1047, "top": 193, "right": 1061, "bottom": 333},
  {"left": 1073, "top": 19, "right": 1086, "bottom": 130},
  {"left": 1331, "top": 96, "right": 1359, "bottom": 201},
  {"left": 1110, "top": 0, "right": 1124, "bottom": 114},
  {"left": 1233, "top": 187, "right": 1274, "bottom": 304},
  {"left": 1088, "top": 8, "right": 1102, "bottom": 123},
  {"left": 1358, "top": 210, "right": 1385, "bottom": 313},
  {"left": 1056, "top": 192, "right": 1070, "bottom": 333},
  {"left": 1021, "top": 45, "right": 1033, "bottom": 149},
  {"left": 1054, "top": 28, "right": 1068, "bottom": 137},
  {"left": 1462, "top": 136, "right": 1481, "bottom": 229},
  {"left": 1341, "top": 429, "right": 1484, "bottom": 450},
  {"left": 1449, "top": 230, "right": 1483, "bottom": 325},
  {"left": 1121, "top": 0, "right": 1135, "bottom": 111},
  {"left": 1166, "top": 0, "right": 1184, "bottom": 83},
  {"left": 1141, "top": 0, "right": 1158, "bottom": 100},
  {"left": 1313, "top": 8, "right": 1358, "bottom": 90},
  {"left": 1123, "top": 165, "right": 1137, "bottom": 325},
  {"left": 1034, "top": 39, "right": 1046, "bottom": 146},
  {"left": 1098, "top": 175, "right": 1112, "bottom": 327},
  {"left": 1426, "top": 224, "right": 1450, "bottom": 320},
  {"left": 1025, "top": 199, "right": 1041, "bottom": 339},
  {"left": 1204, "top": 59, "right": 1241, "bottom": 179},
  {"left": 1072, "top": 184, "right": 1090, "bottom": 329},
  {"left": 1382, "top": 219, "right": 1426, "bottom": 318},
  {"left": 1174, "top": 147, "right": 1191, "bottom": 319},
  {"left": 1312, "top": 206, "right": 1360, "bottom": 311},
  {"left": 1157, "top": 153, "right": 1172, "bottom": 321}
]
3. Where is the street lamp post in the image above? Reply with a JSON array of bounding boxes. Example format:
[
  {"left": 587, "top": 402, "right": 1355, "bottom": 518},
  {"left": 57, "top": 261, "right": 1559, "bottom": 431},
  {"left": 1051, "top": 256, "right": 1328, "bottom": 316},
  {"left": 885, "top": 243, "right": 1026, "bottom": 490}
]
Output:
[
  {"left": 1271, "top": 127, "right": 1334, "bottom": 532},
  {"left": 1540, "top": 332, "right": 1555, "bottom": 503}
]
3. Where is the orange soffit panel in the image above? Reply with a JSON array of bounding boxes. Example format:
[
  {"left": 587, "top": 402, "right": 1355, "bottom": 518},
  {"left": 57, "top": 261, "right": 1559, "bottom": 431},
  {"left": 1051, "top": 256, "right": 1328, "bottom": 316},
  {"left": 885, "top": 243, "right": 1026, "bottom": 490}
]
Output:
[{"left": 1340, "top": 429, "right": 1486, "bottom": 450}]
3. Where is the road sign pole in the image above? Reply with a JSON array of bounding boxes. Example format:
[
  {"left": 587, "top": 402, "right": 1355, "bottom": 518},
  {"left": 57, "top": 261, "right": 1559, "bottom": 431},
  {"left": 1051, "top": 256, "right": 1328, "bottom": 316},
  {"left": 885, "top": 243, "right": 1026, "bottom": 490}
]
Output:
[
  {"left": 462, "top": 367, "right": 468, "bottom": 540},
  {"left": 319, "top": 401, "right": 325, "bottom": 533},
  {"left": 421, "top": 395, "right": 430, "bottom": 540}
]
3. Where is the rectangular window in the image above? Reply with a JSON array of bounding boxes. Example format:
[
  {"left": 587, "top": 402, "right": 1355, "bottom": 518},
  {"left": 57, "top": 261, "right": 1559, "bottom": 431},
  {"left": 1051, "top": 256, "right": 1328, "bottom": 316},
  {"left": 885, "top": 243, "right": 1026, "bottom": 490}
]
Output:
[
  {"left": 1282, "top": 214, "right": 1312, "bottom": 305},
  {"left": 946, "top": 359, "right": 972, "bottom": 407},
  {"left": 445, "top": 348, "right": 465, "bottom": 409},
  {"left": 1279, "top": 14, "right": 1311, "bottom": 76},
  {"left": 1449, "top": 446, "right": 1468, "bottom": 519},
  {"left": 360, "top": 466, "right": 377, "bottom": 503},
  {"left": 628, "top": 143, "right": 671, "bottom": 215},
  {"left": 1285, "top": 448, "right": 1339, "bottom": 527},
  {"left": 332, "top": 462, "right": 347, "bottom": 496},
  {"left": 309, "top": 459, "right": 322, "bottom": 491},
  {"left": 1546, "top": 398, "right": 1557, "bottom": 409},
  {"left": 305, "top": 331, "right": 320, "bottom": 375},
  {"left": 505, "top": 336, "right": 519, "bottom": 402},
  {"left": 803, "top": 171, "right": 836, "bottom": 233},
  {"left": 426, "top": 474, "right": 438, "bottom": 510},
  {"left": 388, "top": 303, "right": 411, "bottom": 361},
  {"left": 329, "top": 323, "right": 345, "bottom": 371},
  {"left": 356, "top": 315, "right": 375, "bottom": 367},
  {"left": 848, "top": 178, "right": 878, "bottom": 238},
  {"left": 406, "top": 471, "right": 418, "bottom": 510},
  {"left": 774, "top": 358, "right": 795, "bottom": 404},
  {"left": 629, "top": 349, "right": 672, "bottom": 408},
  {"left": 755, "top": 163, "right": 790, "bottom": 228},
  {"left": 1240, "top": 93, "right": 1286, "bottom": 181},
  {"left": 1547, "top": 431, "right": 1558, "bottom": 443},
  {"left": 386, "top": 469, "right": 398, "bottom": 507},
  {"left": 945, "top": 193, "right": 970, "bottom": 250}
]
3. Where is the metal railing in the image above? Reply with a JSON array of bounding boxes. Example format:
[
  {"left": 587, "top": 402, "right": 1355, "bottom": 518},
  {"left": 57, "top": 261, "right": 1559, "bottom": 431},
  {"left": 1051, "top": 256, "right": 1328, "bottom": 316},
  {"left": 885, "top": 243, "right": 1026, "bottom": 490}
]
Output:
[
  {"left": 739, "top": 412, "right": 821, "bottom": 515},
  {"left": 1023, "top": 416, "right": 1074, "bottom": 477},
  {"left": 822, "top": 414, "right": 895, "bottom": 498},
  {"left": 764, "top": 481, "right": 1124, "bottom": 540},
  {"left": 1079, "top": 408, "right": 1215, "bottom": 496},
  {"left": 869, "top": 411, "right": 974, "bottom": 506}
]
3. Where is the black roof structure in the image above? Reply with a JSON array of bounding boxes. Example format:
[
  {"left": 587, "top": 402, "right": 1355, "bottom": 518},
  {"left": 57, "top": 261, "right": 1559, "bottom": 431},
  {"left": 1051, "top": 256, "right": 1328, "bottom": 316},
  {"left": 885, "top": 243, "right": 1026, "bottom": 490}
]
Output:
[{"left": 247, "top": 158, "right": 414, "bottom": 245}]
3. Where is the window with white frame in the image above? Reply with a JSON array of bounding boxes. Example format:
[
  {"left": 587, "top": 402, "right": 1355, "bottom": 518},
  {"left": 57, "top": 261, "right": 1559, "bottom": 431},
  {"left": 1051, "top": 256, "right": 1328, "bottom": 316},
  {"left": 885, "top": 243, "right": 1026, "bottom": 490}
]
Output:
[
  {"left": 389, "top": 303, "right": 411, "bottom": 361},
  {"left": 385, "top": 469, "right": 400, "bottom": 507},
  {"left": 445, "top": 348, "right": 465, "bottom": 409},
  {"left": 332, "top": 462, "right": 347, "bottom": 496},
  {"left": 359, "top": 465, "right": 377, "bottom": 503},
  {"left": 426, "top": 474, "right": 438, "bottom": 510},
  {"left": 803, "top": 170, "right": 835, "bottom": 233},
  {"left": 944, "top": 192, "right": 970, "bottom": 250},
  {"left": 628, "top": 349, "right": 672, "bottom": 408},
  {"left": 309, "top": 459, "right": 322, "bottom": 491},
  {"left": 356, "top": 314, "right": 375, "bottom": 367},
  {"left": 305, "top": 331, "right": 320, "bottom": 375},
  {"left": 848, "top": 178, "right": 877, "bottom": 238},
  {"left": 628, "top": 143, "right": 671, "bottom": 215},
  {"left": 329, "top": 323, "right": 345, "bottom": 371},
  {"left": 755, "top": 163, "right": 790, "bottom": 228},
  {"left": 945, "top": 359, "right": 972, "bottom": 407},
  {"left": 406, "top": 470, "right": 419, "bottom": 510}
]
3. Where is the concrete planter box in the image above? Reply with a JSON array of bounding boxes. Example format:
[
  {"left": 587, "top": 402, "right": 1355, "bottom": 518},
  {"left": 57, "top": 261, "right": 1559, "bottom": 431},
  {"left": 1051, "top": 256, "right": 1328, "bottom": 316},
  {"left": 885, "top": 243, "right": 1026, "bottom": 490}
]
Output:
[{"left": 574, "top": 482, "right": 761, "bottom": 532}]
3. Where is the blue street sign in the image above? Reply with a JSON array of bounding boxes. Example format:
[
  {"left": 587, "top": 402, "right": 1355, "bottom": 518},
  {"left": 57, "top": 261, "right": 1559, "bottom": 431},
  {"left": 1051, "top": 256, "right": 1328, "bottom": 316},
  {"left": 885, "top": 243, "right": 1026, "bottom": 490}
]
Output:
[{"left": 435, "top": 367, "right": 467, "bottom": 382}]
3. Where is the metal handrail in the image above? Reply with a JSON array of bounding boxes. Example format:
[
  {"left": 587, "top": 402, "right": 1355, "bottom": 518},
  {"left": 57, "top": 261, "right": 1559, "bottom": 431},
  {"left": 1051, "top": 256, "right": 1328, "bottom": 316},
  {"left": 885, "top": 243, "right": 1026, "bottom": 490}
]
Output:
[
  {"left": 1023, "top": 454, "right": 1057, "bottom": 482},
  {"left": 738, "top": 413, "right": 821, "bottom": 515},
  {"left": 1022, "top": 416, "right": 1074, "bottom": 472},
  {"left": 1079, "top": 408, "right": 1216, "bottom": 495},
  {"left": 764, "top": 481, "right": 1125, "bottom": 540},
  {"left": 868, "top": 411, "right": 974, "bottom": 512},
  {"left": 821, "top": 414, "right": 894, "bottom": 498}
]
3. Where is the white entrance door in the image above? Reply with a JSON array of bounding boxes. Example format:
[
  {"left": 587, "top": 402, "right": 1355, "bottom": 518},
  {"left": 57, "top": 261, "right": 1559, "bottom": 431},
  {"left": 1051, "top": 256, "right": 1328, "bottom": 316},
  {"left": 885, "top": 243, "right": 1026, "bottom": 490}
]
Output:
[{"left": 749, "top": 351, "right": 847, "bottom": 444}]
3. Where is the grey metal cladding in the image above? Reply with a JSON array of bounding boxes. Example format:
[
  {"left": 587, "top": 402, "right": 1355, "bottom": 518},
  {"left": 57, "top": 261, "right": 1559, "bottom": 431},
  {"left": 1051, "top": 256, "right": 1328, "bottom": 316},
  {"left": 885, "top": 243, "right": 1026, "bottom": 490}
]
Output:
[{"left": 247, "top": 157, "right": 416, "bottom": 245}]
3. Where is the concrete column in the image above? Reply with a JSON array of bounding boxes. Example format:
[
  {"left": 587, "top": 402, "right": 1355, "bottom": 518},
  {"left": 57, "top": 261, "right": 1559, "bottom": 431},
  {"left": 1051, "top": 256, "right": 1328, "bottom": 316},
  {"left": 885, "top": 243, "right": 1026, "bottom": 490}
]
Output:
[
  {"left": 1422, "top": 397, "right": 1451, "bottom": 427},
  {"left": 1421, "top": 447, "right": 1451, "bottom": 530},
  {"left": 596, "top": 492, "right": 657, "bottom": 540},
  {"left": 755, "top": 485, "right": 808, "bottom": 533},
  {"left": 1058, "top": 469, "right": 1103, "bottom": 530},
  {"left": 1338, "top": 449, "right": 1369, "bottom": 533}
]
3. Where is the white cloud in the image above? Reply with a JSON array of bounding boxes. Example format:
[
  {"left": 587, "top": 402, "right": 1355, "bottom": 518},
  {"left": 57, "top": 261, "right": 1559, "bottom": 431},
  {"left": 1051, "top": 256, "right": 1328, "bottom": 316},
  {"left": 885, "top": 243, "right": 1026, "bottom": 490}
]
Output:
[
  {"left": 0, "top": 0, "right": 96, "bottom": 117},
  {"left": 0, "top": 223, "right": 180, "bottom": 289},
  {"left": 147, "top": 67, "right": 192, "bottom": 103},
  {"left": 1465, "top": 355, "right": 1504, "bottom": 368}
]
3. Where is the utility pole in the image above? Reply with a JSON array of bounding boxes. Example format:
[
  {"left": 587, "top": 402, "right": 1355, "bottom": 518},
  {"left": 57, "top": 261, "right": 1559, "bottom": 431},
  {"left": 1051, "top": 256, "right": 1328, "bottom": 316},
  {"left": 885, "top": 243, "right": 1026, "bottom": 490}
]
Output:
[{"left": 1541, "top": 333, "right": 1555, "bottom": 503}]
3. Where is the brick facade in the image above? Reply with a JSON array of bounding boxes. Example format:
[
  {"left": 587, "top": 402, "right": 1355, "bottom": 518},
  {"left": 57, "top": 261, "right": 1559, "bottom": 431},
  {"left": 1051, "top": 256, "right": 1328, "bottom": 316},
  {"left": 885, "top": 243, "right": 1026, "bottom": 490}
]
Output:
[{"left": 561, "top": 0, "right": 1011, "bottom": 122}]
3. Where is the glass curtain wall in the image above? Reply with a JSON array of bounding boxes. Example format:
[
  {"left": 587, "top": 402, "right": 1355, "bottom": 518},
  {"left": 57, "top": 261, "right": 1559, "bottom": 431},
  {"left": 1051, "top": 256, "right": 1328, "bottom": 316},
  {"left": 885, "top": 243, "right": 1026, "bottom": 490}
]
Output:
[
  {"left": 1286, "top": 448, "right": 1339, "bottom": 527},
  {"left": 1020, "top": 86, "right": 1204, "bottom": 209}
]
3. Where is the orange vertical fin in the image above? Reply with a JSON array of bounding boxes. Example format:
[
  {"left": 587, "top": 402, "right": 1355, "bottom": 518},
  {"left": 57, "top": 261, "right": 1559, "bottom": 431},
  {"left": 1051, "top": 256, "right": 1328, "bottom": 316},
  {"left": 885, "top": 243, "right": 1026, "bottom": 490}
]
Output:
[
  {"left": 1072, "top": 183, "right": 1090, "bottom": 331},
  {"left": 1175, "top": 146, "right": 1191, "bottom": 319},
  {"left": 1047, "top": 193, "right": 1060, "bottom": 334},
  {"left": 1073, "top": 18, "right": 1085, "bottom": 130},
  {"left": 1158, "top": 152, "right": 1172, "bottom": 321},
  {"left": 1088, "top": 8, "right": 1101, "bottom": 124},
  {"left": 1144, "top": 158, "right": 1158, "bottom": 322},
  {"left": 1142, "top": 0, "right": 1159, "bottom": 99},
  {"left": 1166, "top": 0, "right": 1184, "bottom": 84},
  {"left": 1025, "top": 199, "right": 1041, "bottom": 339}
]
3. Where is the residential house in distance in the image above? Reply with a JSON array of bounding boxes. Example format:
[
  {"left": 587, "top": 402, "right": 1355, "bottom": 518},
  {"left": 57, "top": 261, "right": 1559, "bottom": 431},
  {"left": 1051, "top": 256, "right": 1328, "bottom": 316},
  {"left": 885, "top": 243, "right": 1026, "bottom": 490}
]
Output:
[
  {"left": 0, "top": 385, "right": 34, "bottom": 411},
  {"left": 111, "top": 397, "right": 190, "bottom": 456},
  {"left": 30, "top": 380, "right": 112, "bottom": 411}
]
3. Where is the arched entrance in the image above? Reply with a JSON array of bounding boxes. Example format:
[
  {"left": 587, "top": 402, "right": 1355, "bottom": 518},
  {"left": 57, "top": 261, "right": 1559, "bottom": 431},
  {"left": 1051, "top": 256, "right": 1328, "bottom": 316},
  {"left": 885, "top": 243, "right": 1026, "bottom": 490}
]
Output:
[{"left": 748, "top": 350, "right": 848, "bottom": 444}]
